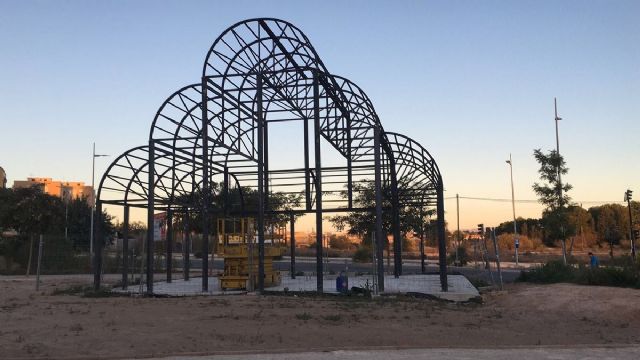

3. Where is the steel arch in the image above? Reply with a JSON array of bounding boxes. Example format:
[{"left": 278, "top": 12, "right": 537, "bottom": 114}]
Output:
[{"left": 95, "top": 18, "right": 448, "bottom": 294}]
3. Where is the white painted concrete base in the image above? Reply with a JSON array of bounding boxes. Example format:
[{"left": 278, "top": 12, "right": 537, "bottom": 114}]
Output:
[{"left": 113, "top": 274, "right": 479, "bottom": 302}]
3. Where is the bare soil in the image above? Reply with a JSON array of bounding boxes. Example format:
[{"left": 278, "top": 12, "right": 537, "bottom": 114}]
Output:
[{"left": 1, "top": 275, "right": 639, "bottom": 359}]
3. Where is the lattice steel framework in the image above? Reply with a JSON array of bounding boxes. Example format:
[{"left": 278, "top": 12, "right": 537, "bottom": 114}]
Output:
[{"left": 94, "top": 18, "right": 448, "bottom": 294}]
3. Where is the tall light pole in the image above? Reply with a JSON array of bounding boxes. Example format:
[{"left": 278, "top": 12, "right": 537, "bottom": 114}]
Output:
[
  {"left": 455, "top": 193, "right": 460, "bottom": 265},
  {"left": 505, "top": 154, "right": 518, "bottom": 266},
  {"left": 90, "top": 142, "right": 109, "bottom": 258},
  {"left": 554, "top": 98, "right": 563, "bottom": 206},
  {"left": 554, "top": 98, "right": 568, "bottom": 265}
]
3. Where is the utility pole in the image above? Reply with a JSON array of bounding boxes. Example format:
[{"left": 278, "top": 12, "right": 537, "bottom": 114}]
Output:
[
  {"left": 491, "top": 228, "right": 503, "bottom": 290},
  {"left": 624, "top": 189, "right": 635, "bottom": 259},
  {"left": 90, "top": 143, "right": 109, "bottom": 263},
  {"left": 554, "top": 98, "right": 563, "bottom": 205},
  {"left": 455, "top": 193, "right": 460, "bottom": 265},
  {"left": 554, "top": 98, "right": 567, "bottom": 265},
  {"left": 506, "top": 154, "right": 519, "bottom": 266}
]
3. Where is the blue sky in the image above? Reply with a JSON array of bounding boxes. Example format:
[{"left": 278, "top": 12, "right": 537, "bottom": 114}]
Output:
[{"left": 1, "top": 0, "right": 638, "bottom": 229}]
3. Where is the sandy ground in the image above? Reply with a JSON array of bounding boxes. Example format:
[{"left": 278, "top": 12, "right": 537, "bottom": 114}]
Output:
[{"left": 1, "top": 275, "right": 639, "bottom": 360}]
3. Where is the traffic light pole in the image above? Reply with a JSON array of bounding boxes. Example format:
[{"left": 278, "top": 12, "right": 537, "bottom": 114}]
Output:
[{"left": 625, "top": 190, "right": 635, "bottom": 259}]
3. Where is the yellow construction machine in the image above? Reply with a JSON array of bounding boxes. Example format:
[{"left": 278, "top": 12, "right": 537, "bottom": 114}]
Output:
[{"left": 217, "top": 218, "right": 284, "bottom": 290}]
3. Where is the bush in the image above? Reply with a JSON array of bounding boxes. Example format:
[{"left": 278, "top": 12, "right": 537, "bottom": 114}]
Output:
[
  {"left": 517, "top": 260, "right": 575, "bottom": 283},
  {"left": 352, "top": 246, "right": 372, "bottom": 263},
  {"left": 329, "top": 234, "right": 353, "bottom": 250},
  {"left": 518, "top": 259, "right": 640, "bottom": 288},
  {"left": 447, "top": 246, "right": 470, "bottom": 266},
  {"left": 497, "top": 233, "right": 541, "bottom": 251}
]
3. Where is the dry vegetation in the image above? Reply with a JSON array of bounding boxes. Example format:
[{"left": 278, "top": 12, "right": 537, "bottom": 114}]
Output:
[{"left": 1, "top": 275, "right": 639, "bottom": 359}]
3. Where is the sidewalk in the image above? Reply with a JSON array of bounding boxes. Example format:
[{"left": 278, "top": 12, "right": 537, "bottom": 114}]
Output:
[{"left": 156, "top": 346, "right": 640, "bottom": 360}]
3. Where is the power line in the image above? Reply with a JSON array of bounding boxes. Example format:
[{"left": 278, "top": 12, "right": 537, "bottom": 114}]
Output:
[{"left": 444, "top": 196, "right": 625, "bottom": 205}]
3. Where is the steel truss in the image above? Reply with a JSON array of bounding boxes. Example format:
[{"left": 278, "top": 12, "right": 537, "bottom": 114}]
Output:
[{"left": 94, "top": 18, "right": 448, "bottom": 294}]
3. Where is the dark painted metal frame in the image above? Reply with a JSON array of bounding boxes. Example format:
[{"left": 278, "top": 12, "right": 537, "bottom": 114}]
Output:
[{"left": 94, "top": 18, "right": 448, "bottom": 294}]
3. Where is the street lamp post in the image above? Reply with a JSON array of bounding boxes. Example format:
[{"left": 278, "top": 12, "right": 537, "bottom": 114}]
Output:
[
  {"left": 554, "top": 98, "right": 563, "bottom": 206},
  {"left": 554, "top": 98, "right": 568, "bottom": 265},
  {"left": 90, "top": 142, "right": 109, "bottom": 260},
  {"left": 506, "top": 154, "right": 518, "bottom": 266}
]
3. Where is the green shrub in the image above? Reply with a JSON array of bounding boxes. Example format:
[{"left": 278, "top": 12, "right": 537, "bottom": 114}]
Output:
[
  {"left": 352, "top": 246, "right": 372, "bottom": 263},
  {"left": 518, "top": 260, "right": 575, "bottom": 283},
  {"left": 447, "top": 246, "right": 470, "bottom": 266},
  {"left": 295, "top": 312, "right": 312, "bottom": 320},
  {"left": 518, "top": 259, "right": 640, "bottom": 288}
]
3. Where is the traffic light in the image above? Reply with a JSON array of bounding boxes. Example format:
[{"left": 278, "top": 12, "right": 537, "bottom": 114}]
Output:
[
  {"left": 477, "top": 223, "right": 484, "bottom": 234},
  {"left": 625, "top": 189, "right": 633, "bottom": 202}
]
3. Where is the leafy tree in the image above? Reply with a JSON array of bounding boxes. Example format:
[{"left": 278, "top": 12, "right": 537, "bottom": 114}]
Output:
[
  {"left": 532, "top": 149, "right": 573, "bottom": 260},
  {"left": 565, "top": 205, "right": 594, "bottom": 254},
  {"left": 7, "top": 187, "right": 64, "bottom": 236},
  {"left": 532, "top": 149, "right": 572, "bottom": 210},
  {"left": 0, "top": 187, "right": 113, "bottom": 247},
  {"left": 589, "top": 204, "right": 628, "bottom": 246},
  {"left": 328, "top": 234, "right": 353, "bottom": 250},
  {"left": 328, "top": 181, "right": 438, "bottom": 247},
  {"left": 172, "top": 181, "right": 303, "bottom": 242}
]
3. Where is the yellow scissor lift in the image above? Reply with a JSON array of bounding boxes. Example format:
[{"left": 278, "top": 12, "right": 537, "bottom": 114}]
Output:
[{"left": 217, "top": 218, "right": 283, "bottom": 290}]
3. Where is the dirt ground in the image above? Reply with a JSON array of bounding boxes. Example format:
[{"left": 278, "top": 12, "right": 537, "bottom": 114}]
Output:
[{"left": 1, "top": 275, "right": 639, "bottom": 360}]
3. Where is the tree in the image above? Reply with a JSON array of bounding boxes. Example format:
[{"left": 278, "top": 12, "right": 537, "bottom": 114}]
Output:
[
  {"left": 532, "top": 149, "right": 572, "bottom": 210},
  {"left": 532, "top": 149, "right": 573, "bottom": 261},
  {"left": 328, "top": 181, "right": 438, "bottom": 248},
  {"left": 8, "top": 187, "right": 64, "bottom": 236},
  {"left": 328, "top": 234, "right": 353, "bottom": 250},
  {"left": 173, "top": 181, "right": 303, "bottom": 241},
  {"left": 589, "top": 204, "right": 628, "bottom": 246},
  {"left": 0, "top": 187, "right": 114, "bottom": 247},
  {"left": 565, "top": 205, "right": 594, "bottom": 254}
]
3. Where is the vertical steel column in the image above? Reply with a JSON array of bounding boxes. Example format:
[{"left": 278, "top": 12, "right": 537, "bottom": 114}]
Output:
[
  {"left": 392, "top": 195, "right": 401, "bottom": 277},
  {"left": 313, "top": 71, "right": 324, "bottom": 293},
  {"left": 373, "top": 126, "right": 384, "bottom": 292},
  {"left": 390, "top": 160, "right": 402, "bottom": 278},
  {"left": 346, "top": 114, "right": 353, "bottom": 209},
  {"left": 122, "top": 205, "right": 129, "bottom": 290},
  {"left": 436, "top": 176, "right": 448, "bottom": 292},
  {"left": 183, "top": 210, "right": 190, "bottom": 281},
  {"left": 201, "top": 78, "right": 210, "bottom": 292},
  {"left": 264, "top": 118, "right": 269, "bottom": 210},
  {"left": 420, "top": 225, "right": 426, "bottom": 274},
  {"left": 290, "top": 213, "right": 296, "bottom": 279},
  {"left": 146, "top": 141, "right": 155, "bottom": 294},
  {"left": 304, "top": 111, "right": 311, "bottom": 210},
  {"left": 166, "top": 208, "right": 173, "bottom": 283},
  {"left": 257, "top": 74, "right": 266, "bottom": 292},
  {"left": 93, "top": 201, "right": 103, "bottom": 290}
]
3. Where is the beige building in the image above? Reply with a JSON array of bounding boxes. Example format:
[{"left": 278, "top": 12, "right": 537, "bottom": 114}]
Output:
[
  {"left": 0, "top": 166, "right": 6, "bottom": 189},
  {"left": 13, "top": 177, "right": 94, "bottom": 205}
]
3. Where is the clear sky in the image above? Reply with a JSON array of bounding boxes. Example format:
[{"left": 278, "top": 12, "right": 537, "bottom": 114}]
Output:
[{"left": 1, "top": 0, "right": 638, "bottom": 230}]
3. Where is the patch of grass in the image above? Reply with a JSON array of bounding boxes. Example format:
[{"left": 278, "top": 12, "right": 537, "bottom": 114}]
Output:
[
  {"left": 52, "top": 284, "right": 126, "bottom": 298},
  {"left": 295, "top": 312, "right": 312, "bottom": 320},
  {"left": 467, "top": 277, "right": 490, "bottom": 289},
  {"left": 321, "top": 314, "right": 341, "bottom": 321},
  {"left": 52, "top": 284, "right": 91, "bottom": 295},
  {"left": 518, "top": 259, "right": 640, "bottom": 288}
]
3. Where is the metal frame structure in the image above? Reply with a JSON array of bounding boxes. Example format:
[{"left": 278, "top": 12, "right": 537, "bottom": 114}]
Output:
[{"left": 94, "top": 18, "right": 448, "bottom": 294}]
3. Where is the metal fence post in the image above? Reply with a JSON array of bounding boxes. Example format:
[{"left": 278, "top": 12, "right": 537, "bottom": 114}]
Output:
[{"left": 35, "top": 235, "right": 43, "bottom": 291}]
